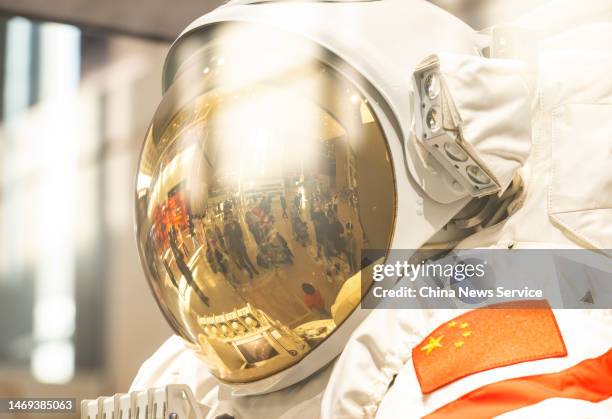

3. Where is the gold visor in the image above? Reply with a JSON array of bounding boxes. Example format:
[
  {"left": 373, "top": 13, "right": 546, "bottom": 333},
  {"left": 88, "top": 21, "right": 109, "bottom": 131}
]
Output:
[{"left": 135, "top": 24, "right": 396, "bottom": 383}]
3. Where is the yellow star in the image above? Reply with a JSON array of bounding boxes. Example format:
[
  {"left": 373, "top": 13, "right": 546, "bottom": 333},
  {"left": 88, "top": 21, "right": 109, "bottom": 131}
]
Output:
[
  {"left": 420, "top": 335, "right": 444, "bottom": 355},
  {"left": 462, "top": 330, "right": 472, "bottom": 337},
  {"left": 448, "top": 321, "right": 457, "bottom": 328},
  {"left": 460, "top": 322, "right": 469, "bottom": 329},
  {"left": 454, "top": 340, "right": 464, "bottom": 348}
]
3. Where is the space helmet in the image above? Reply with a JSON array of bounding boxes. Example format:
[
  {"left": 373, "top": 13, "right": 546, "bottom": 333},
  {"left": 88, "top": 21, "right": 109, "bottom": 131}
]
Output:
[{"left": 134, "top": 0, "right": 530, "bottom": 396}]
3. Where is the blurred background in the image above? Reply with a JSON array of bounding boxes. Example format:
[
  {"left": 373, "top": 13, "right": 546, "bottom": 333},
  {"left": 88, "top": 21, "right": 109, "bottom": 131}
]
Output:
[{"left": 0, "top": 0, "right": 548, "bottom": 418}]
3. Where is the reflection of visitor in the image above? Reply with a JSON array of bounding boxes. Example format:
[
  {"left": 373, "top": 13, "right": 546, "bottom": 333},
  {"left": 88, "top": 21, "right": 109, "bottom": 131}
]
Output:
[
  {"left": 276, "top": 232, "right": 294, "bottom": 263},
  {"left": 311, "top": 206, "right": 329, "bottom": 258},
  {"left": 266, "top": 230, "right": 294, "bottom": 265},
  {"left": 205, "top": 241, "right": 218, "bottom": 273},
  {"left": 245, "top": 211, "right": 263, "bottom": 245},
  {"left": 280, "top": 195, "right": 288, "bottom": 219},
  {"left": 325, "top": 262, "right": 344, "bottom": 285},
  {"left": 224, "top": 217, "right": 259, "bottom": 279},
  {"left": 214, "top": 247, "right": 239, "bottom": 288},
  {"left": 256, "top": 245, "right": 272, "bottom": 269},
  {"left": 169, "top": 227, "right": 210, "bottom": 307},
  {"left": 292, "top": 216, "right": 310, "bottom": 247},
  {"left": 302, "top": 283, "right": 330, "bottom": 318},
  {"left": 214, "top": 225, "right": 226, "bottom": 250},
  {"left": 294, "top": 192, "right": 302, "bottom": 210},
  {"left": 328, "top": 213, "right": 346, "bottom": 257},
  {"left": 188, "top": 217, "right": 199, "bottom": 248}
]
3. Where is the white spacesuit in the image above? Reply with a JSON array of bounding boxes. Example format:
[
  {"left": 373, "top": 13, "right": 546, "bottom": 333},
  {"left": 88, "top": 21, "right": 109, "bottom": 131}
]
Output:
[{"left": 84, "top": 0, "right": 612, "bottom": 418}]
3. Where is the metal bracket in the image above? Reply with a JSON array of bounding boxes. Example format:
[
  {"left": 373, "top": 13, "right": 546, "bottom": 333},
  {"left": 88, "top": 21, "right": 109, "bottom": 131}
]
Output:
[{"left": 413, "top": 59, "right": 501, "bottom": 198}]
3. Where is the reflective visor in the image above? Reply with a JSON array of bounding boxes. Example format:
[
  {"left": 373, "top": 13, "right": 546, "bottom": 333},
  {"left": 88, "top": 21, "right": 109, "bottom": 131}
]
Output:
[{"left": 135, "top": 23, "right": 396, "bottom": 383}]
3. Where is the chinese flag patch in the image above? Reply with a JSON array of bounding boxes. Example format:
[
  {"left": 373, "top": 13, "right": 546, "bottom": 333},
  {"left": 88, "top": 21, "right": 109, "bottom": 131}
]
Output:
[{"left": 412, "top": 301, "right": 567, "bottom": 394}]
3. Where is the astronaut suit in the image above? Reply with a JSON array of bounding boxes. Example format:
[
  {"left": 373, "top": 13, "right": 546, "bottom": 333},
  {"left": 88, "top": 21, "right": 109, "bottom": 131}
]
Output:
[{"left": 84, "top": 0, "right": 612, "bottom": 418}]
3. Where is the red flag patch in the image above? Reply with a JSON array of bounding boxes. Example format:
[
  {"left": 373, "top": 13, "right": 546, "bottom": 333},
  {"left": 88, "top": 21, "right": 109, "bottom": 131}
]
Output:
[{"left": 412, "top": 301, "right": 567, "bottom": 394}]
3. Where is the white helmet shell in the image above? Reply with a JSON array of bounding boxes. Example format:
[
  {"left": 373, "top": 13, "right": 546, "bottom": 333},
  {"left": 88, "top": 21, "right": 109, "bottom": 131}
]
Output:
[{"left": 135, "top": 0, "right": 479, "bottom": 396}]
